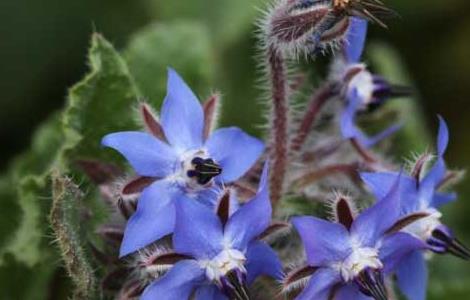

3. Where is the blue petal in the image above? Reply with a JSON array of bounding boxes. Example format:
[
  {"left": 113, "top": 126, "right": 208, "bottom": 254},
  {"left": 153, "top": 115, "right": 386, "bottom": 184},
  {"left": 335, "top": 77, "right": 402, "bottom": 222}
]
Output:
[
  {"left": 141, "top": 260, "right": 205, "bottom": 300},
  {"left": 418, "top": 116, "right": 450, "bottom": 206},
  {"left": 160, "top": 68, "right": 204, "bottom": 152},
  {"left": 224, "top": 163, "right": 271, "bottom": 251},
  {"left": 295, "top": 268, "right": 341, "bottom": 300},
  {"left": 245, "top": 241, "right": 283, "bottom": 285},
  {"left": 379, "top": 232, "right": 426, "bottom": 274},
  {"left": 351, "top": 173, "right": 402, "bottom": 247},
  {"left": 431, "top": 192, "right": 457, "bottom": 208},
  {"left": 340, "top": 90, "right": 361, "bottom": 140},
  {"left": 341, "top": 89, "right": 400, "bottom": 148},
  {"left": 120, "top": 180, "right": 179, "bottom": 257},
  {"left": 396, "top": 251, "right": 428, "bottom": 300},
  {"left": 360, "top": 172, "right": 420, "bottom": 213},
  {"left": 360, "top": 172, "right": 399, "bottom": 199},
  {"left": 419, "top": 158, "right": 446, "bottom": 207},
  {"left": 102, "top": 131, "right": 178, "bottom": 177},
  {"left": 291, "top": 216, "right": 351, "bottom": 267},
  {"left": 205, "top": 127, "right": 264, "bottom": 183},
  {"left": 436, "top": 115, "right": 449, "bottom": 156},
  {"left": 173, "top": 198, "right": 224, "bottom": 260},
  {"left": 194, "top": 285, "right": 227, "bottom": 300},
  {"left": 344, "top": 17, "right": 368, "bottom": 63},
  {"left": 193, "top": 185, "right": 224, "bottom": 208},
  {"left": 335, "top": 284, "right": 372, "bottom": 300},
  {"left": 362, "top": 123, "right": 402, "bottom": 148}
]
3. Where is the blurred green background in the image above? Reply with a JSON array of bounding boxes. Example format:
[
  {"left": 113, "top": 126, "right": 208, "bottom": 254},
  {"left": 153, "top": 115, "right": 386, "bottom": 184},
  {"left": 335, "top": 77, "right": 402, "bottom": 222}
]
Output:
[{"left": 1, "top": 0, "right": 469, "bottom": 299}]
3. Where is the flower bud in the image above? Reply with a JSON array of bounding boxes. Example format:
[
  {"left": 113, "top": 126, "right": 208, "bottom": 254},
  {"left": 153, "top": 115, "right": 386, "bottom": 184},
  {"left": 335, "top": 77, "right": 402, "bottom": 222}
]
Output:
[{"left": 263, "top": 0, "right": 395, "bottom": 57}]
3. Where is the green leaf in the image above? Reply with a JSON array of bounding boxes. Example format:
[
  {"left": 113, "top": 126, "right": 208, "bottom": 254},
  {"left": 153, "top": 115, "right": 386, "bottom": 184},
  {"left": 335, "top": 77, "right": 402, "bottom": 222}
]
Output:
[
  {"left": 50, "top": 172, "right": 97, "bottom": 300},
  {"left": 1, "top": 33, "right": 141, "bottom": 297},
  {"left": 48, "top": 33, "right": 144, "bottom": 298},
  {"left": 0, "top": 114, "right": 63, "bottom": 298},
  {"left": 124, "top": 21, "right": 215, "bottom": 106},
  {"left": 0, "top": 113, "right": 63, "bottom": 266},
  {"left": 61, "top": 33, "right": 141, "bottom": 166}
]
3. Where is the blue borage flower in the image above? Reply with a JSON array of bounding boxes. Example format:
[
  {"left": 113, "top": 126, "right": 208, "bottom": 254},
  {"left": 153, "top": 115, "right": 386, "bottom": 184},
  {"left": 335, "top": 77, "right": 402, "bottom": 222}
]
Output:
[
  {"left": 290, "top": 174, "right": 425, "bottom": 300},
  {"left": 141, "top": 163, "right": 282, "bottom": 300},
  {"left": 102, "top": 69, "right": 264, "bottom": 257},
  {"left": 360, "top": 116, "right": 470, "bottom": 300},
  {"left": 337, "top": 17, "right": 410, "bottom": 148}
]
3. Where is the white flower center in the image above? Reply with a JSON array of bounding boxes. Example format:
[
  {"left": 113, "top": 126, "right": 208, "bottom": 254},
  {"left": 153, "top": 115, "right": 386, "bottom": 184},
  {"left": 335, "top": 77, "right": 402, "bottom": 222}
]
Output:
[
  {"left": 337, "top": 246, "right": 383, "bottom": 282},
  {"left": 402, "top": 209, "right": 442, "bottom": 241},
  {"left": 348, "top": 69, "right": 375, "bottom": 106},
  {"left": 199, "top": 248, "right": 247, "bottom": 283}
]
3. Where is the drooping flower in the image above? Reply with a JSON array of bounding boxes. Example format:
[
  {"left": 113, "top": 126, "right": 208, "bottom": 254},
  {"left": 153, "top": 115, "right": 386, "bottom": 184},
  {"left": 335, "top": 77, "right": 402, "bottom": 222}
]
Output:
[
  {"left": 140, "top": 164, "right": 282, "bottom": 300},
  {"left": 290, "top": 174, "right": 425, "bottom": 300},
  {"left": 340, "top": 18, "right": 411, "bottom": 110},
  {"left": 360, "top": 116, "right": 469, "bottom": 300},
  {"left": 336, "top": 17, "right": 409, "bottom": 148},
  {"left": 102, "top": 69, "right": 264, "bottom": 257}
]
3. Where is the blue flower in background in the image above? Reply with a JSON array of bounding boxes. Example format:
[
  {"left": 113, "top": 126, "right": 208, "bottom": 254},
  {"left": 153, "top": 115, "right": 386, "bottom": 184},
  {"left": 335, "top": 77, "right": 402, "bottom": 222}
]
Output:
[
  {"left": 141, "top": 164, "right": 282, "bottom": 300},
  {"left": 102, "top": 69, "right": 264, "bottom": 257},
  {"left": 291, "top": 174, "right": 424, "bottom": 300},
  {"left": 340, "top": 88, "right": 402, "bottom": 148},
  {"left": 338, "top": 17, "right": 410, "bottom": 148},
  {"left": 361, "top": 116, "right": 470, "bottom": 300}
]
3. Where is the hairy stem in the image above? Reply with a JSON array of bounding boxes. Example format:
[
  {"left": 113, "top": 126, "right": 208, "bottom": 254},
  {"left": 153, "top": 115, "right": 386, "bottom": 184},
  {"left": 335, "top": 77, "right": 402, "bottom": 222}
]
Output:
[
  {"left": 50, "top": 172, "right": 97, "bottom": 299},
  {"left": 350, "top": 138, "right": 378, "bottom": 164},
  {"left": 291, "top": 82, "right": 337, "bottom": 152},
  {"left": 293, "top": 163, "right": 359, "bottom": 189},
  {"left": 267, "top": 46, "right": 290, "bottom": 207}
]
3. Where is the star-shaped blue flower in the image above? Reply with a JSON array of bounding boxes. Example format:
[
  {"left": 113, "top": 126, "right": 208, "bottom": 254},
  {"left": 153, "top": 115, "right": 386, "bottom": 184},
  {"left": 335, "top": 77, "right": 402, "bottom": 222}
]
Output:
[
  {"left": 360, "top": 116, "right": 469, "bottom": 300},
  {"left": 141, "top": 164, "right": 282, "bottom": 300},
  {"left": 101, "top": 69, "right": 264, "bottom": 257},
  {"left": 291, "top": 174, "right": 424, "bottom": 300}
]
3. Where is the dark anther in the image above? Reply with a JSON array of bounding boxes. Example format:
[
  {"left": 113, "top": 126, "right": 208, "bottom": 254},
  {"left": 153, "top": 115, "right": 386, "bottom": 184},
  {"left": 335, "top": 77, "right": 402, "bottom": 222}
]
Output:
[
  {"left": 355, "top": 268, "right": 387, "bottom": 300},
  {"left": 428, "top": 227, "right": 470, "bottom": 260},
  {"left": 187, "top": 157, "right": 222, "bottom": 185},
  {"left": 221, "top": 270, "right": 250, "bottom": 300}
]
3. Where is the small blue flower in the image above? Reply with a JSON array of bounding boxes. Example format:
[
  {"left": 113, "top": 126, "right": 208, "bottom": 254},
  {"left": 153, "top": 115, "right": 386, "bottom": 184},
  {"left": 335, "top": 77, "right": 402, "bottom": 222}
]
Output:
[
  {"left": 141, "top": 164, "right": 282, "bottom": 300},
  {"left": 338, "top": 18, "right": 408, "bottom": 148},
  {"left": 101, "top": 69, "right": 264, "bottom": 257},
  {"left": 360, "top": 116, "right": 469, "bottom": 300},
  {"left": 291, "top": 174, "right": 424, "bottom": 300}
]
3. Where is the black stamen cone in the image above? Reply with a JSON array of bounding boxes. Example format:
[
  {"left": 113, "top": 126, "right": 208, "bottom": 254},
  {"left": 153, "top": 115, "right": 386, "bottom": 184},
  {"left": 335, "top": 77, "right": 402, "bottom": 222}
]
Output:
[
  {"left": 429, "top": 227, "right": 470, "bottom": 260},
  {"left": 187, "top": 157, "right": 222, "bottom": 185},
  {"left": 221, "top": 270, "right": 250, "bottom": 300},
  {"left": 355, "top": 268, "right": 388, "bottom": 300},
  {"left": 372, "top": 84, "right": 413, "bottom": 102}
]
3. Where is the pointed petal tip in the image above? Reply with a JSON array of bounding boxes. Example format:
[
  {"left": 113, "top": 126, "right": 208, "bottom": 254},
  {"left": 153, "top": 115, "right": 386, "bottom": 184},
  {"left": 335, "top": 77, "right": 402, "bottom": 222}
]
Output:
[
  {"left": 259, "top": 160, "right": 270, "bottom": 192},
  {"left": 436, "top": 114, "right": 449, "bottom": 157}
]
